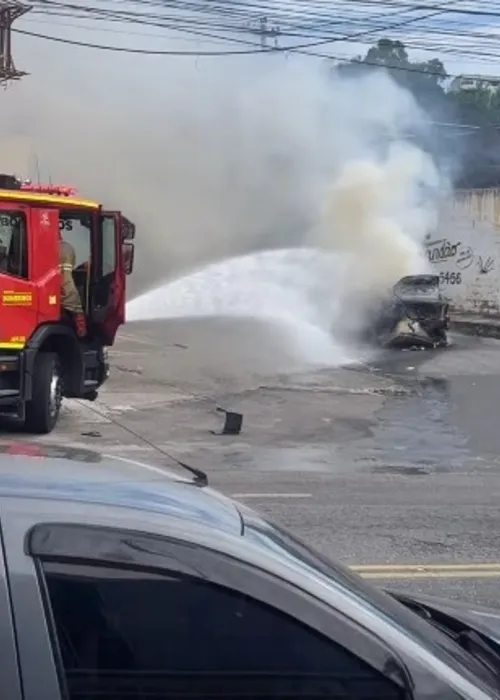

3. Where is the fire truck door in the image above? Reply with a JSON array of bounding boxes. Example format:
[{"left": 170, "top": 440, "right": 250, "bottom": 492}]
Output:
[
  {"left": 0, "top": 205, "right": 50, "bottom": 350},
  {"left": 91, "top": 211, "right": 125, "bottom": 345}
]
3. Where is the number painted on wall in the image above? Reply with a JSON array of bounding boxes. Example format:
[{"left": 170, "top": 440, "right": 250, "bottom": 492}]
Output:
[{"left": 439, "top": 271, "right": 462, "bottom": 285}]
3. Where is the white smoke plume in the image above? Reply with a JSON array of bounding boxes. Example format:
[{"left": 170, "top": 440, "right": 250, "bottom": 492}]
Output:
[
  {"left": 309, "top": 140, "right": 440, "bottom": 334},
  {"left": 0, "top": 6, "right": 447, "bottom": 322}
]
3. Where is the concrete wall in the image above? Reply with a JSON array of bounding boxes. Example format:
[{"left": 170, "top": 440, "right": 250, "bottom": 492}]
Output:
[{"left": 429, "top": 189, "right": 500, "bottom": 315}]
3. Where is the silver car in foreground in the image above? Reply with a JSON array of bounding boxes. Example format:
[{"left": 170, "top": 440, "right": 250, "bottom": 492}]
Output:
[{"left": 0, "top": 441, "right": 497, "bottom": 700}]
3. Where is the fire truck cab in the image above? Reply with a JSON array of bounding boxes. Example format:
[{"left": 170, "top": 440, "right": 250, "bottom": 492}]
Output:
[{"left": 0, "top": 174, "right": 135, "bottom": 433}]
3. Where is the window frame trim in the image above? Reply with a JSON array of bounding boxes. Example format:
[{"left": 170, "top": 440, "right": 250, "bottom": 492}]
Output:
[
  {"left": 100, "top": 211, "right": 122, "bottom": 278},
  {"left": 99, "top": 212, "right": 117, "bottom": 278},
  {"left": 28, "top": 522, "right": 413, "bottom": 695}
]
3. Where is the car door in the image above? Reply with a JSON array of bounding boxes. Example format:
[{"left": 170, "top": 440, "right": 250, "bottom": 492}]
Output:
[
  {"left": 0, "top": 205, "right": 42, "bottom": 350},
  {"left": 241, "top": 511, "right": 498, "bottom": 700},
  {"left": 0, "top": 499, "right": 486, "bottom": 700},
  {"left": 0, "top": 514, "right": 22, "bottom": 700},
  {"left": 23, "top": 521, "right": 415, "bottom": 700}
]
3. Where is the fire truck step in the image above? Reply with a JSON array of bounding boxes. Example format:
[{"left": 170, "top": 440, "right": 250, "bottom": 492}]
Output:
[
  {"left": 0, "top": 356, "right": 19, "bottom": 372},
  {"left": 0, "top": 389, "right": 20, "bottom": 408},
  {"left": 83, "top": 351, "right": 101, "bottom": 368},
  {"left": 0, "top": 390, "right": 19, "bottom": 397}
]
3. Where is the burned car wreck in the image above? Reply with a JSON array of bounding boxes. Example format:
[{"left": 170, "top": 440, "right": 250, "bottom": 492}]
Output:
[{"left": 366, "top": 274, "right": 450, "bottom": 349}]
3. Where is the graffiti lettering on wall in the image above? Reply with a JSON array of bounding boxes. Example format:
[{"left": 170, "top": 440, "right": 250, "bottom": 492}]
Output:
[
  {"left": 424, "top": 234, "right": 497, "bottom": 285},
  {"left": 425, "top": 235, "right": 464, "bottom": 285},
  {"left": 456, "top": 246, "right": 474, "bottom": 270},
  {"left": 478, "top": 256, "right": 495, "bottom": 275},
  {"left": 425, "top": 237, "right": 460, "bottom": 264}
]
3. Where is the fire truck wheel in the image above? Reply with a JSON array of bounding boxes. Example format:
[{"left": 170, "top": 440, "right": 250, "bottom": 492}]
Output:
[{"left": 24, "top": 352, "right": 63, "bottom": 434}]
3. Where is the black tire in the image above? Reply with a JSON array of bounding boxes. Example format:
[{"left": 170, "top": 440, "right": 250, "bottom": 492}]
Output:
[{"left": 24, "top": 352, "right": 63, "bottom": 434}]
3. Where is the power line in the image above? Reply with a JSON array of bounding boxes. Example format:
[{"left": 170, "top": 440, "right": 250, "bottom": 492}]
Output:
[
  {"left": 24, "top": 1, "right": 452, "bottom": 53},
  {"left": 27, "top": 0, "right": 481, "bottom": 51},
  {"left": 13, "top": 0, "right": 459, "bottom": 56},
  {"left": 25, "top": 3, "right": 500, "bottom": 66},
  {"left": 26, "top": 0, "right": 468, "bottom": 37},
  {"left": 26, "top": 0, "right": 491, "bottom": 51},
  {"left": 13, "top": 23, "right": 492, "bottom": 81},
  {"left": 13, "top": 26, "right": 266, "bottom": 53},
  {"left": 12, "top": 0, "right": 500, "bottom": 81},
  {"left": 56, "top": 0, "right": 500, "bottom": 30}
]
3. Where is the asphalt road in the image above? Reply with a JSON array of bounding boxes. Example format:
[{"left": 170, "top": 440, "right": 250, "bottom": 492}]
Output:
[{"left": 13, "top": 316, "right": 500, "bottom": 609}]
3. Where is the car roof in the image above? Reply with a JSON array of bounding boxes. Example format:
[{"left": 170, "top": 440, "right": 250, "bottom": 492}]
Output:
[{"left": 0, "top": 442, "right": 242, "bottom": 536}]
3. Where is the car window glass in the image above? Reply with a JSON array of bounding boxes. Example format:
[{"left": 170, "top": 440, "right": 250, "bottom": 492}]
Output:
[
  {"left": 242, "top": 514, "right": 496, "bottom": 689},
  {"left": 101, "top": 215, "right": 116, "bottom": 277},
  {"left": 41, "top": 559, "right": 404, "bottom": 700}
]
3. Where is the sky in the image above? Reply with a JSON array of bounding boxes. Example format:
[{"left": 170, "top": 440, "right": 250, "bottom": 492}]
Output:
[
  {"left": 0, "top": 0, "right": 491, "bottom": 294},
  {"left": 2, "top": 0, "right": 496, "bottom": 194},
  {"left": 10, "top": 0, "right": 500, "bottom": 83}
]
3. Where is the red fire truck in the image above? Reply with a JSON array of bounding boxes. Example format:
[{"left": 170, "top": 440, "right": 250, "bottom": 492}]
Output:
[{"left": 0, "top": 174, "right": 135, "bottom": 434}]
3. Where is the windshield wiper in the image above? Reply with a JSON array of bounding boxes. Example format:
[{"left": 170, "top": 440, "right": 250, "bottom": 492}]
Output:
[
  {"left": 395, "top": 594, "right": 500, "bottom": 685},
  {"left": 458, "top": 629, "right": 500, "bottom": 681},
  {"left": 396, "top": 598, "right": 433, "bottom": 622}
]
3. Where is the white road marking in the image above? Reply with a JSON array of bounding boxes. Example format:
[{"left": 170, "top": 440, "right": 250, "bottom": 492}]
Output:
[
  {"left": 60, "top": 402, "right": 111, "bottom": 423},
  {"left": 117, "top": 333, "right": 159, "bottom": 347},
  {"left": 230, "top": 493, "right": 312, "bottom": 499},
  {"left": 100, "top": 445, "right": 153, "bottom": 452},
  {"left": 105, "top": 457, "right": 314, "bottom": 498},
  {"left": 97, "top": 391, "right": 191, "bottom": 407},
  {"left": 107, "top": 350, "right": 146, "bottom": 356}
]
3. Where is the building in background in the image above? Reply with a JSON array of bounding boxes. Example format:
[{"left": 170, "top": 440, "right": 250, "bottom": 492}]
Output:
[{"left": 449, "top": 74, "right": 500, "bottom": 93}]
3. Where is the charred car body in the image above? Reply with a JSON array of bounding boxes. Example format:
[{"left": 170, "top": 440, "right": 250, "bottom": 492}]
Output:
[{"left": 367, "top": 274, "right": 450, "bottom": 349}]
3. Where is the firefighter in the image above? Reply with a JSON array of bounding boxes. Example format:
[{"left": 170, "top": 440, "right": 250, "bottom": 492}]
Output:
[{"left": 59, "top": 233, "right": 87, "bottom": 338}]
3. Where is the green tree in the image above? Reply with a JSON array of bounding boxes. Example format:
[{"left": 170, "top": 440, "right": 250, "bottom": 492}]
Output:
[
  {"left": 335, "top": 38, "right": 447, "bottom": 97},
  {"left": 330, "top": 37, "right": 500, "bottom": 187},
  {"left": 365, "top": 38, "right": 408, "bottom": 68}
]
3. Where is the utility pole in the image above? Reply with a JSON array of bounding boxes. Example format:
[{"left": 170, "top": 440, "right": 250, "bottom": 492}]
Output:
[
  {"left": 249, "top": 16, "right": 281, "bottom": 50},
  {"left": 0, "top": 0, "right": 31, "bottom": 87}
]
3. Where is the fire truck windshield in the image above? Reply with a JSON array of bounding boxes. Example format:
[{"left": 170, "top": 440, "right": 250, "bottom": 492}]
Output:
[
  {"left": 0, "top": 212, "right": 27, "bottom": 278},
  {"left": 59, "top": 212, "right": 91, "bottom": 269}
]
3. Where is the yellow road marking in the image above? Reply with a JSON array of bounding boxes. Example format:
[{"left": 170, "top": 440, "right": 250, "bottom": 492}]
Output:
[
  {"left": 354, "top": 564, "right": 500, "bottom": 571},
  {"left": 360, "top": 571, "right": 500, "bottom": 580},
  {"left": 351, "top": 563, "right": 500, "bottom": 580}
]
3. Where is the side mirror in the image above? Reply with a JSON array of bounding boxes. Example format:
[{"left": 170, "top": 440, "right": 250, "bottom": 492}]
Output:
[
  {"left": 122, "top": 217, "right": 136, "bottom": 241},
  {"left": 123, "top": 242, "right": 134, "bottom": 275}
]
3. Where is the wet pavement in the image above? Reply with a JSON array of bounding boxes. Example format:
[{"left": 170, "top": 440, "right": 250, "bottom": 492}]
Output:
[
  {"left": 11, "top": 319, "right": 500, "bottom": 608},
  {"left": 369, "top": 336, "right": 500, "bottom": 472}
]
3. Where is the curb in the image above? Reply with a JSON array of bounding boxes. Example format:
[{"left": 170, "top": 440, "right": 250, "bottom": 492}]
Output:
[{"left": 450, "top": 318, "right": 500, "bottom": 339}]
